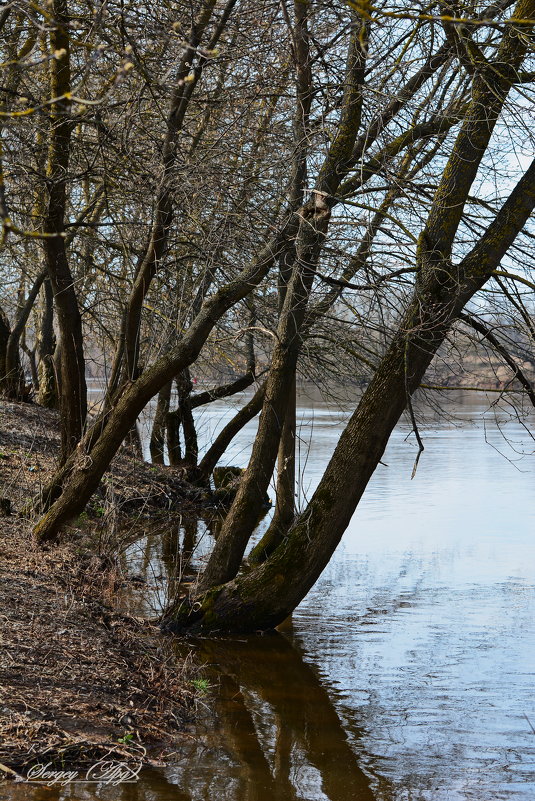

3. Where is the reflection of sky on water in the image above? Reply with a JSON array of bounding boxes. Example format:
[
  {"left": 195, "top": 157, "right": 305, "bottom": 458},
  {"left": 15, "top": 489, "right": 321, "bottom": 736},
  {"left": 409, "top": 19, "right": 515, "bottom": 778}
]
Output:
[
  {"left": 85, "top": 386, "right": 535, "bottom": 799},
  {"left": 279, "top": 392, "right": 535, "bottom": 800},
  {"left": 189, "top": 389, "right": 535, "bottom": 799}
]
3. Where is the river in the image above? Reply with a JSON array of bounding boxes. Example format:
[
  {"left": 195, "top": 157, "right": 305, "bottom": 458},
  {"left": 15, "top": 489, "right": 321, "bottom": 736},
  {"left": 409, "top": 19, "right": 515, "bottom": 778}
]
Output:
[{"left": 6, "top": 388, "right": 535, "bottom": 800}]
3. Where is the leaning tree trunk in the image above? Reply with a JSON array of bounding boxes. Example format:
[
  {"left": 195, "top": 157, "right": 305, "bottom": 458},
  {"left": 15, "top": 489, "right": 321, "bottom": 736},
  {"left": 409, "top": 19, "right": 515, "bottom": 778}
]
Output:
[
  {"left": 33, "top": 0, "right": 534, "bottom": 548},
  {"left": 248, "top": 212, "right": 298, "bottom": 567},
  {"left": 196, "top": 191, "right": 331, "bottom": 594},
  {"left": 174, "top": 364, "right": 259, "bottom": 476},
  {"left": 193, "top": 0, "right": 368, "bottom": 591},
  {"left": 161, "top": 143, "right": 535, "bottom": 633},
  {"left": 195, "top": 382, "right": 266, "bottom": 483},
  {"left": 29, "top": 1, "right": 357, "bottom": 539},
  {"left": 30, "top": 218, "right": 288, "bottom": 541},
  {"left": 157, "top": 284, "right": 486, "bottom": 632}
]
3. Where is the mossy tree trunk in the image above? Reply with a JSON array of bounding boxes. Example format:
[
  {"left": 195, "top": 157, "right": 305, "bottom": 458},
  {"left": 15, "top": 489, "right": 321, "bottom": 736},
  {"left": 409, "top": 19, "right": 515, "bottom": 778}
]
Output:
[
  {"left": 162, "top": 153, "right": 535, "bottom": 633},
  {"left": 162, "top": 0, "right": 535, "bottom": 630}
]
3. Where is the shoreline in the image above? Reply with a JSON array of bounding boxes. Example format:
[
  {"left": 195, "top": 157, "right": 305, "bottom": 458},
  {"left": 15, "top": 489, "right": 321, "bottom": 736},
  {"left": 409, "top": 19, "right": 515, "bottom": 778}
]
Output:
[{"left": 0, "top": 399, "right": 213, "bottom": 780}]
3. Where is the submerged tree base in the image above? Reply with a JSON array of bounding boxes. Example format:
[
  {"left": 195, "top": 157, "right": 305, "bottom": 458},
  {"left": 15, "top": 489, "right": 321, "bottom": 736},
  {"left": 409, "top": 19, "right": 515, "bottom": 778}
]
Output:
[{"left": 161, "top": 582, "right": 287, "bottom": 635}]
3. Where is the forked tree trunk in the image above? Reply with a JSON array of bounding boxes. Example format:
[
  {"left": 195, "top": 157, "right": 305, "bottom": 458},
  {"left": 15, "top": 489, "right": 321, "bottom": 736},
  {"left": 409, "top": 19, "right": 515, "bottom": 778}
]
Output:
[
  {"left": 196, "top": 192, "right": 331, "bottom": 594},
  {"left": 162, "top": 370, "right": 199, "bottom": 468},
  {"left": 194, "top": 5, "right": 369, "bottom": 591},
  {"left": 173, "top": 365, "right": 259, "bottom": 475},
  {"left": 158, "top": 290, "right": 477, "bottom": 632},
  {"left": 30, "top": 5, "right": 360, "bottom": 536},
  {"left": 161, "top": 150, "right": 535, "bottom": 633},
  {"left": 32, "top": 0, "right": 534, "bottom": 555}
]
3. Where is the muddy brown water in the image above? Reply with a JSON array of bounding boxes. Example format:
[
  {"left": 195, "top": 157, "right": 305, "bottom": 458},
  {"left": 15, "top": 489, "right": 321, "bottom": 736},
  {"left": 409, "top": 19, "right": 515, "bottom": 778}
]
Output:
[{"left": 4, "top": 389, "right": 535, "bottom": 800}]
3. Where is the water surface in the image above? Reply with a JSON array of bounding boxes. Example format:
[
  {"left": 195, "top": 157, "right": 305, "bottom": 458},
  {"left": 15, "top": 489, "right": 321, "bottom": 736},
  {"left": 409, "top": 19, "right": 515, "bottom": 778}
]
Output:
[{"left": 6, "top": 389, "right": 535, "bottom": 800}]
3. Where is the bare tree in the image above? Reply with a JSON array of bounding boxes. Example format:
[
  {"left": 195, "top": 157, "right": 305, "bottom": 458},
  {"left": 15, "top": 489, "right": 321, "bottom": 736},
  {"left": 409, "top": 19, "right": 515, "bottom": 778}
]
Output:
[{"left": 1, "top": 0, "right": 534, "bottom": 634}]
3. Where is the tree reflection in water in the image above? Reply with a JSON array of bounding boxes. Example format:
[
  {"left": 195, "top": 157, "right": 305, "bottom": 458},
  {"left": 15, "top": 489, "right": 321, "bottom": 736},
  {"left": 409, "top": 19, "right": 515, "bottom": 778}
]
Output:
[
  {"left": 115, "top": 516, "right": 384, "bottom": 799},
  {"left": 168, "top": 632, "right": 381, "bottom": 801},
  {"left": 11, "top": 519, "right": 387, "bottom": 801}
]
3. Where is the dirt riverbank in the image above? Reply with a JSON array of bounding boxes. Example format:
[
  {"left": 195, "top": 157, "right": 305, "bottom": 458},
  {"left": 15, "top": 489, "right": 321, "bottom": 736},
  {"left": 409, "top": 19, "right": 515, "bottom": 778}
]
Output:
[{"left": 0, "top": 400, "right": 209, "bottom": 780}]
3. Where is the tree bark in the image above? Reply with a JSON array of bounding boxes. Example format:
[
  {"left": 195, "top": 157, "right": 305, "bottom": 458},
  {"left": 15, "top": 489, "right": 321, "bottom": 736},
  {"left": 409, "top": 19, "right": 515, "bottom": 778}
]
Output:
[
  {"left": 150, "top": 380, "right": 172, "bottom": 464},
  {"left": 4, "top": 270, "right": 46, "bottom": 400},
  {"left": 162, "top": 119, "right": 535, "bottom": 635},
  {"left": 37, "top": 278, "right": 57, "bottom": 408},
  {"left": 248, "top": 376, "right": 296, "bottom": 565},
  {"left": 167, "top": 396, "right": 182, "bottom": 467},
  {"left": 43, "top": 0, "right": 87, "bottom": 460}
]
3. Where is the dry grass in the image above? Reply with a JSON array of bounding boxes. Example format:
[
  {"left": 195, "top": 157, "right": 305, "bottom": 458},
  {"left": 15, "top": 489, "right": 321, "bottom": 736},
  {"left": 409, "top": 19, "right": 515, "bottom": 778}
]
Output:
[
  {"left": 0, "top": 400, "right": 208, "bottom": 778},
  {"left": 0, "top": 517, "right": 197, "bottom": 774},
  {"left": 0, "top": 399, "right": 207, "bottom": 516}
]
